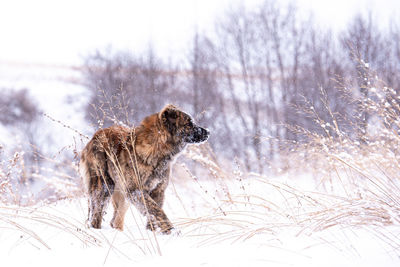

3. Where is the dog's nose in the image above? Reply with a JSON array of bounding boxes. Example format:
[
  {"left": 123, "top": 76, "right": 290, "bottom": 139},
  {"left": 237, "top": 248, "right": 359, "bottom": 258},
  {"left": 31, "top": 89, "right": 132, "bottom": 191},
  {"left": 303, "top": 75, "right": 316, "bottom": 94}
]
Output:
[{"left": 203, "top": 128, "right": 210, "bottom": 138}]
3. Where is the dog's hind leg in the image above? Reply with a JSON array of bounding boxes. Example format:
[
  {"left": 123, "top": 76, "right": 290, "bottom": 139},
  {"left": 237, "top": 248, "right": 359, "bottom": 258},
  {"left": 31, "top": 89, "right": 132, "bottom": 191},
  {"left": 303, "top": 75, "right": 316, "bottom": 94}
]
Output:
[{"left": 88, "top": 171, "right": 114, "bottom": 229}]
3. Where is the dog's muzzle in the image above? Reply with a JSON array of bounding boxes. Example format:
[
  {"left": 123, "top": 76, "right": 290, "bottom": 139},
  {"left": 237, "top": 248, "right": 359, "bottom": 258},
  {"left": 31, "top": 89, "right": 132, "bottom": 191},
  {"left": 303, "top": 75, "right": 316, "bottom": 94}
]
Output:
[{"left": 186, "top": 126, "right": 210, "bottom": 143}]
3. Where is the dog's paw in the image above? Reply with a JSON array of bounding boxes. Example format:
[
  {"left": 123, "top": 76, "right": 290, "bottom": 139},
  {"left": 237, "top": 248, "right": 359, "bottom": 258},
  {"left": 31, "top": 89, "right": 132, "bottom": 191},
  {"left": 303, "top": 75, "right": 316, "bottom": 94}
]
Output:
[
  {"left": 110, "top": 221, "right": 124, "bottom": 231},
  {"left": 170, "top": 228, "right": 182, "bottom": 237}
]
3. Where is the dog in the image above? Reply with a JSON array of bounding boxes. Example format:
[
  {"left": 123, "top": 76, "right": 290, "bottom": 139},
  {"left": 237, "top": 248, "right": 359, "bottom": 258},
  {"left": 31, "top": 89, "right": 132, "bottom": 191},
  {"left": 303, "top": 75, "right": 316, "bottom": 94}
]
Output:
[{"left": 79, "top": 104, "right": 209, "bottom": 234}]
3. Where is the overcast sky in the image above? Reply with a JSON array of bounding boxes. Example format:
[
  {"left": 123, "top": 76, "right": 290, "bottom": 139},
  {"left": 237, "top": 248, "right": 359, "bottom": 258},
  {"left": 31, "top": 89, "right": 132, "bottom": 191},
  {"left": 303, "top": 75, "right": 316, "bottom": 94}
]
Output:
[{"left": 0, "top": 0, "right": 399, "bottom": 65}]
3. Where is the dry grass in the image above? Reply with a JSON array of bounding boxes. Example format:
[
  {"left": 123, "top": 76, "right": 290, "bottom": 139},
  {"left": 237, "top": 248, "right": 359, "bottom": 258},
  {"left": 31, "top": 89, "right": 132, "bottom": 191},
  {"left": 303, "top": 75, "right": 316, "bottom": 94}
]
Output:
[
  {"left": 173, "top": 144, "right": 400, "bottom": 255},
  {"left": 0, "top": 142, "right": 83, "bottom": 205},
  {"left": 0, "top": 202, "right": 102, "bottom": 249}
]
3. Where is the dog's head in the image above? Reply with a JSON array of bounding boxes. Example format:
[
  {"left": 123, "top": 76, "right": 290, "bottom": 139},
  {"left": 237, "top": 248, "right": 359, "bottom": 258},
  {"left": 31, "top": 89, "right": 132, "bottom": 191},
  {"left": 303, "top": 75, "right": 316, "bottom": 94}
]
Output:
[{"left": 159, "top": 104, "right": 209, "bottom": 144}]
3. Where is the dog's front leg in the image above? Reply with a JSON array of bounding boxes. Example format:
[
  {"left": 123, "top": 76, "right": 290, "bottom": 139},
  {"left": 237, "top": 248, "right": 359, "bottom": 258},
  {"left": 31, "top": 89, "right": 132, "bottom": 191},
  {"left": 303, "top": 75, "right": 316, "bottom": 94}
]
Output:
[{"left": 130, "top": 190, "right": 174, "bottom": 234}]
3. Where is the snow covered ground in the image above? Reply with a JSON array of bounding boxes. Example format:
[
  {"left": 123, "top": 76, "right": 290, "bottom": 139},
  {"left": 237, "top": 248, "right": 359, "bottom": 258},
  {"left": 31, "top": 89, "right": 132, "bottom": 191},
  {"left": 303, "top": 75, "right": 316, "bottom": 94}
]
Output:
[{"left": 1, "top": 159, "right": 399, "bottom": 267}]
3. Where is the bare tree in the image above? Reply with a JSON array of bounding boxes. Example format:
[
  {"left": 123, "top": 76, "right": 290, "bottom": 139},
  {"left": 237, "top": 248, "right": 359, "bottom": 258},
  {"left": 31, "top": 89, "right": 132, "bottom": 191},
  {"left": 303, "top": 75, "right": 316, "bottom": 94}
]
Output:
[
  {"left": 213, "top": 4, "right": 270, "bottom": 172},
  {"left": 83, "top": 47, "right": 177, "bottom": 128},
  {"left": 183, "top": 32, "right": 234, "bottom": 154}
]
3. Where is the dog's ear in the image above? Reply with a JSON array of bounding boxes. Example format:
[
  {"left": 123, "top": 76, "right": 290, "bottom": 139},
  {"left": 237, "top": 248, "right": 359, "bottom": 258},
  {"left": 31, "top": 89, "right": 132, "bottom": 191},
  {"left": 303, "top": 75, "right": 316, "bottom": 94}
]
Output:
[{"left": 159, "top": 104, "right": 178, "bottom": 132}]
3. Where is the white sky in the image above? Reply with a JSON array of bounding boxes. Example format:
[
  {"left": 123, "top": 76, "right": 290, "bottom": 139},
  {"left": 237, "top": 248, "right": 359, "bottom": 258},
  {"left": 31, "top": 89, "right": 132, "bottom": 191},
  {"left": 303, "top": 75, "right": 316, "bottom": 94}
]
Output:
[{"left": 0, "top": 0, "right": 399, "bottom": 65}]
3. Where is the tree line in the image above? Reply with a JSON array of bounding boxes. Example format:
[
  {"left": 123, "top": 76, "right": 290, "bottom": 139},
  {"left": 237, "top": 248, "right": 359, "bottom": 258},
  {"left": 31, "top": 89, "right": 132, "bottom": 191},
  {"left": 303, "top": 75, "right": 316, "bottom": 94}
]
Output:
[{"left": 80, "top": 1, "right": 400, "bottom": 173}]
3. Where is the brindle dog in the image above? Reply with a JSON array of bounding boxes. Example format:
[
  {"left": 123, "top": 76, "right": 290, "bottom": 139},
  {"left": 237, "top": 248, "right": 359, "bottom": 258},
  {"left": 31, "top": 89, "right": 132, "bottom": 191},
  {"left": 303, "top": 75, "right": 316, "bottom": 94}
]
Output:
[{"left": 79, "top": 104, "right": 209, "bottom": 234}]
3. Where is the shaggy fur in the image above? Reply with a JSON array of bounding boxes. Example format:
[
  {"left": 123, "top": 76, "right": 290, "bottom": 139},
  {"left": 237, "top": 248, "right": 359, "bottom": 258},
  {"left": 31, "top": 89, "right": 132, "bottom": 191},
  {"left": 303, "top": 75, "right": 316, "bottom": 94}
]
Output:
[{"left": 79, "top": 104, "right": 209, "bottom": 234}]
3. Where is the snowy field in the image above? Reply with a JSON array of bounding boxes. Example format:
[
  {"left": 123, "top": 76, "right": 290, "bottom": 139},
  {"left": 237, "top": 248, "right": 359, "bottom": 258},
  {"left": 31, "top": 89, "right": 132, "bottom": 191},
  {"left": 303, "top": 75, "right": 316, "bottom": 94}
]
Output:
[
  {"left": 1, "top": 60, "right": 400, "bottom": 267},
  {"left": 1, "top": 143, "right": 400, "bottom": 267},
  {"left": 1, "top": 176, "right": 399, "bottom": 267}
]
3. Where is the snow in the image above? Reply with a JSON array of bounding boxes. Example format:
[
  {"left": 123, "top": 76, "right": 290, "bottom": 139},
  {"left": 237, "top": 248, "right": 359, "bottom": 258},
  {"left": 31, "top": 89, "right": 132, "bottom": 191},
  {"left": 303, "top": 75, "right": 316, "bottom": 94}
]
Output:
[{"left": 1, "top": 173, "right": 399, "bottom": 267}]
